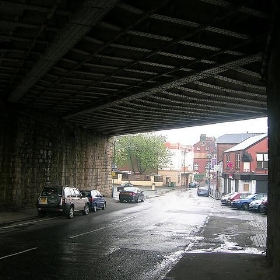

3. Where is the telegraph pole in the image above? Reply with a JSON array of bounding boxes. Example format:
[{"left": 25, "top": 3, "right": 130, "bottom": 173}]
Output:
[
  {"left": 184, "top": 148, "right": 186, "bottom": 187},
  {"left": 207, "top": 153, "right": 211, "bottom": 192}
]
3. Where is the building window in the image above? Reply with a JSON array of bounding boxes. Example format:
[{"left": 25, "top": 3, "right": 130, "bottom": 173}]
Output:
[
  {"left": 243, "top": 162, "right": 250, "bottom": 172},
  {"left": 235, "top": 153, "right": 240, "bottom": 169},
  {"left": 226, "top": 154, "right": 230, "bottom": 162},
  {"left": 196, "top": 146, "right": 200, "bottom": 150},
  {"left": 257, "top": 153, "right": 268, "bottom": 169},
  {"left": 194, "top": 163, "right": 198, "bottom": 171},
  {"left": 226, "top": 153, "right": 232, "bottom": 168}
]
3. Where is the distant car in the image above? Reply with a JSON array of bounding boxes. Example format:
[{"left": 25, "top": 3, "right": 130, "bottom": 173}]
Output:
[
  {"left": 220, "top": 192, "right": 235, "bottom": 205},
  {"left": 80, "top": 189, "right": 106, "bottom": 212},
  {"left": 119, "top": 187, "right": 145, "bottom": 203},
  {"left": 225, "top": 192, "right": 251, "bottom": 206},
  {"left": 189, "top": 182, "right": 198, "bottom": 188},
  {"left": 197, "top": 187, "right": 209, "bottom": 197},
  {"left": 117, "top": 182, "right": 134, "bottom": 192},
  {"left": 231, "top": 193, "right": 267, "bottom": 210},
  {"left": 249, "top": 196, "right": 267, "bottom": 212},
  {"left": 36, "top": 185, "right": 90, "bottom": 219}
]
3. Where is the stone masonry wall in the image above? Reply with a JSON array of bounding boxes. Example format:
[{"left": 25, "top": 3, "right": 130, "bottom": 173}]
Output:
[{"left": 0, "top": 104, "right": 112, "bottom": 210}]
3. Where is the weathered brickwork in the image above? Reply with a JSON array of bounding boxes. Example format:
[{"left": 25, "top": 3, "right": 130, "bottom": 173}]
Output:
[{"left": 0, "top": 105, "right": 112, "bottom": 210}]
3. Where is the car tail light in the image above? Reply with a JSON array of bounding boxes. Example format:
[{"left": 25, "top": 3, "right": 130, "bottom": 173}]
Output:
[
  {"left": 130, "top": 192, "right": 135, "bottom": 196},
  {"left": 89, "top": 198, "right": 94, "bottom": 202}
]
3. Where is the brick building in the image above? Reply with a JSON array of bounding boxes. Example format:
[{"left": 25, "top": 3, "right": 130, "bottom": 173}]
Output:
[
  {"left": 222, "top": 134, "right": 268, "bottom": 194},
  {"left": 193, "top": 134, "right": 216, "bottom": 184},
  {"left": 216, "top": 133, "right": 263, "bottom": 163}
]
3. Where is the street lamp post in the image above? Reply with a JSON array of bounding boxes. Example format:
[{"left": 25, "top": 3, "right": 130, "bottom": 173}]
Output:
[
  {"left": 111, "top": 138, "right": 117, "bottom": 197},
  {"left": 183, "top": 149, "right": 186, "bottom": 187},
  {"left": 207, "top": 153, "right": 211, "bottom": 192},
  {"left": 208, "top": 159, "right": 211, "bottom": 190}
]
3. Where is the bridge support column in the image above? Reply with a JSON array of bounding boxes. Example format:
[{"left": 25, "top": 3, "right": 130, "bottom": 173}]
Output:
[{"left": 266, "top": 0, "right": 280, "bottom": 275}]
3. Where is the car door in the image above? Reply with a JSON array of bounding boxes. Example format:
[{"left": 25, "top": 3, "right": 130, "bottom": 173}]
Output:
[
  {"left": 140, "top": 190, "right": 144, "bottom": 201},
  {"left": 73, "top": 188, "right": 84, "bottom": 211},
  {"left": 136, "top": 188, "right": 141, "bottom": 201}
]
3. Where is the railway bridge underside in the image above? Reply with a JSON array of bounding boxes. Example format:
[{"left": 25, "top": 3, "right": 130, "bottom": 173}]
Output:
[{"left": 0, "top": 0, "right": 280, "bottom": 276}]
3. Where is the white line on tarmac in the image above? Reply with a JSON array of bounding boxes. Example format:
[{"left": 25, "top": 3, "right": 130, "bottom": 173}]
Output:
[
  {"left": 69, "top": 216, "right": 135, "bottom": 239},
  {"left": 70, "top": 226, "right": 106, "bottom": 239},
  {"left": 0, "top": 247, "right": 37, "bottom": 260},
  {"left": 1, "top": 217, "right": 58, "bottom": 229}
]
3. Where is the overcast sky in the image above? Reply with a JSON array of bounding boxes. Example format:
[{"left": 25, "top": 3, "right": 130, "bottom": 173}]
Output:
[{"left": 158, "top": 117, "right": 268, "bottom": 145}]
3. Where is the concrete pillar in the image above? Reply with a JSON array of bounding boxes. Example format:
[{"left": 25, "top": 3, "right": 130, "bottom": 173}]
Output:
[{"left": 266, "top": 0, "right": 280, "bottom": 274}]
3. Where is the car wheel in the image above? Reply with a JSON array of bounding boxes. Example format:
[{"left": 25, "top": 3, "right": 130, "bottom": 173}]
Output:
[
  {"left": 38, "top": 210, "right": 46, "bottom": 218},
  {"left": 67, "top": 207, "right": 74, "bottom": 219},
  {"left": 83, "top": 204, "right": 89, "bottom": 215},
  {"left": 102, "top": 203, "right": 106, "bottom": 210},
  {"left": 92, "top": 204, "right": 97, "bottom": 212},
  {"left": 242, "top": 203, "right": 249, "bottom": 210}
]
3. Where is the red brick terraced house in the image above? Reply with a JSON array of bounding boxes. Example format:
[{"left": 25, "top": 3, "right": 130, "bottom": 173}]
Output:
[
  {"left": 216, "top": 133, "right": 263, "bottom": 164},
  {"left": 222, "top": 133, "right": 268, "bottom": 194},
  {"left": 193, "top": 134, "right": 216, "bottom": 185}
]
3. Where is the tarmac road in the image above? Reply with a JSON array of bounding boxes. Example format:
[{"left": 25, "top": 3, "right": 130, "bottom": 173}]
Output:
[{"left": 0, "top": 187, "right": 276, "bottom": 280}]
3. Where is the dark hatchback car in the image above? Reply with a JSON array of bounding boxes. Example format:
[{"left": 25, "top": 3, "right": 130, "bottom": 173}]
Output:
[
  {"left": 80, "top": 190, "right": 106, "bottom": 212},
  {"left": 119, "top": 187, "right": 145, "bottom": 203},
  {"left": 117, "top": 182, "right": 134, "bottom": 192},
  {"left": 189, "top": 181, "right": 198, "bottom": 188}
]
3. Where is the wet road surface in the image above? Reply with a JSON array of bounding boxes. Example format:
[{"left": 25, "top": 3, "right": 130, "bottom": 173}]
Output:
[{"left": 0, "top": 188, "right": 267, "bottom": 280}]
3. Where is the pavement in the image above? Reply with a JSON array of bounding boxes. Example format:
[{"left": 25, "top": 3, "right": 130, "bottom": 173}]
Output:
[{"left": 0, "top": 186, "right": 278, "bottom": 280}]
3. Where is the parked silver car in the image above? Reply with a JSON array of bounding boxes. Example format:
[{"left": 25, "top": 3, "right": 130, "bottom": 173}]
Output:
[
  {"left": 36, "top": 185, "right": 90, "bottom": 219},
  {"left": 197, "top": 186, "right": 209, "bottom": 197},
  {"left": 220, "top": 192, "right": 235, "bottom": 205},
  {"left": 249, "top": 196, "right": 267, "bottom": 212}
]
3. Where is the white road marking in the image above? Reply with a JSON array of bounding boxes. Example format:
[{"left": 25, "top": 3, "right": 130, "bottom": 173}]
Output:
[
  {"left": 0, "top": 247, "right": 37, "bottom": 260},
  {"left": 69, "top": 216, "right": 135, "bottom": 239},
  {"left": 1, "top": 217, "right": 58, "bottom": 229},
  {"left": 70, "top": 226, "right": 106, "bottom": 238}
]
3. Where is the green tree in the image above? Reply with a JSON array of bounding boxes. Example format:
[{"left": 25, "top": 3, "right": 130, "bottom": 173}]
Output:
[{"left": 115, "top": 133, "right": 171, "bottom": 175}]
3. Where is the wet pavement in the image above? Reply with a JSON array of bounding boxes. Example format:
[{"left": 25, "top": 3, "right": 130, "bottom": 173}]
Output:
[{"left": 0, "top": 187, "right": 277, "bottom": 280}]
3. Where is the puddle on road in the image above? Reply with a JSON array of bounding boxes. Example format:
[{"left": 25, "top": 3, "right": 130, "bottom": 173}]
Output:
[{"left": 185, "top": 233, "right": 265, "bottom": 255}]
